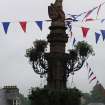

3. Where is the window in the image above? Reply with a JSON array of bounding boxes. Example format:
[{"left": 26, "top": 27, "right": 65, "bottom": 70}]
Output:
[
  {"left": 13, "top": 100, "right": 16, "bottom": 105},
  {"left": 13, "top": 99, "right": 20, "bottom": 105}
]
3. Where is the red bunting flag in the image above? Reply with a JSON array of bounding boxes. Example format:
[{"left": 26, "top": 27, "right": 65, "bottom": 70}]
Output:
[
  {"left": 89, "top": 76, "right": 96, "bottom": 84},
  {"left": 85, "top": 18, "right": 94, "bottom": 22},
  {"left": 82, "top": 27, "right": 89, "bottom": 38},
  {"left": 19, "top": 21, "right": 27, "bottom": 32}
]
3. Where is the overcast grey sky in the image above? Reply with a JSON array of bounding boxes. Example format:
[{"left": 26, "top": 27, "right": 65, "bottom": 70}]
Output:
[{"left": 0, "top": 0, "right": 105, "bottom": 96}]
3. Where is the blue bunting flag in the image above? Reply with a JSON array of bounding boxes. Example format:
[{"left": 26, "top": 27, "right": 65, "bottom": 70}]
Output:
[
  {"left": 95, "top": 32, "right": 101, "bottom": 44},
  {"left": 72, "top": 38, "right": 76, "bottom": 46},
  {"left": 2, "top": 22, "right": 10, "bottom": 34},
  {"left": 35, "top": 21, "right": 43, "bottom": 31},
  {"left": 101, "top": 19, "right": 105, "bottom": 23},
  {"left": 100, "top": 30, "right": 105, "bottom": 41}
]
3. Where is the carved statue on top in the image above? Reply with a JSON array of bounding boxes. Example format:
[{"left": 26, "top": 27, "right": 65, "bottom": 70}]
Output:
[{"left": 48, "top": 0, "right": 65, "bottom": 22}]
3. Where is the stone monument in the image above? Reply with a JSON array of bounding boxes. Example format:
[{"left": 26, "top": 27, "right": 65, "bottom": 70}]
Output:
[
  {"left": 47, "top": 0, "right": 68, "bottom": 89},
  {"left": 26, "top": 0, "right": 93, "bottom": 91}
]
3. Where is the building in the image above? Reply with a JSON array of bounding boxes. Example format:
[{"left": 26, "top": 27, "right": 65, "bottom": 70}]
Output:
[
  {"left": 0, "top": 86, "right": 20, "bottom": 105},
  {"left": 88, "top": 103, "right": 105, "bottom": 105}
]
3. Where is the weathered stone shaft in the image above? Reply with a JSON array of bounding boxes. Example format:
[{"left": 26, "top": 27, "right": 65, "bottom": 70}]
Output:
[
  {"left": 47, "top": 0, "right": 68, "bottom": 90},
  {"left": 47, "top": 22, "right": 68, "bottom": 90}
]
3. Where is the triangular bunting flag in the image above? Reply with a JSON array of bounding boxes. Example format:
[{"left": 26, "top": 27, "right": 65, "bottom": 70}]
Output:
[
  {"left": 86, "top": 62, "right": 89, "bottom": 68},
  {"left": 86, "top": 62, "right": 98, "bottom": 84},
  {"left": 19, "top": 21, "right": 27, "bottom": 32},
  {"left": 88, "top": 68, "right": 91, "bottom": 74},
  {"left": 95, "top": 32, "right": 101, "bottom": 44},
  {"left": 88, "top": 72, "right": 94, "bottom": 79},
  {"left": 89, "top": 76, "right": 96, "bottom": 84},
  {"left": 85, "top": 18, "right": 94, "bottom": 22},
  {"left": 73, "top": 38, "right": 76, "bottom": 46},
  {"left": 2, "top": 22, "right": 10, "bottom": 34},
  {"left": 82, "top": 27, "right": 89, "bottom": 38},
  {"left": 35, "top": 21, "right": 43, "bottom": 31},
  {"left": 66, "top": 21, "right": 72, "bottom": 30},
  {"left": 101, "top": 30, "right": 105, "bottom": 41},
  {"left": 101, "top": 19, "right": 105, "bottom": 23}
]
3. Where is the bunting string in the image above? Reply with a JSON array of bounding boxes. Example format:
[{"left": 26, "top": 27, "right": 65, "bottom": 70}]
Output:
[
  {"left": 66, "top": 21, "right": 105, "bottom": 44},
  {"left": 86, "top": 62, "right": 98, "bottom": 84},
  {"left": 0, "top": 20, "right": 44, "bottom": 34},
  {"left": 0, "top": 1, "right": 104, "bottom": 45},
  {"left": 66, "top": 1, "right": 105, "bottom": 22}
]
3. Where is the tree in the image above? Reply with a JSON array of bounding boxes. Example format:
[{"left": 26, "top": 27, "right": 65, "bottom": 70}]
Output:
[
  {"left": 26, "top": 40, "right": 94, "bottom": 105},
  {"left": 25, "top": 40, "right": 48, "bottom": 76},
  {"left": 28, "top": 87, "right": 81, "bottom": 105},
  {"left": 19, "top": 94, "right": 31, "bottom": 105},
  {"left": 82, "top": 83, "right": 105, "bottom": 104},
  {"left": 25, "top": 40, "right": 94, "bottom": 77},
  {"left": 82, "top": 93, "right": 91, "bottom": 104},
  {"left": 90, "top": 83, "right": 105, "bottom": 103},
  {"left": 66, "top": 41, "right": 94, "bottom": 76}
]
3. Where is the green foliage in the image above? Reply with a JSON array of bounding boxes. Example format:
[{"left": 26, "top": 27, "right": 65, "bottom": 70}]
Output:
[
  {"left": 75, "top": 41, "right": 94, "bottom": 58},
  {"left": 90, "top": 84, "right": 105, "bottom": 103},
  {"left": 82, "top": 84, "right": 105, "bottom": 104},
  {"left": 25, "top": 40, "right": 47, "bottom": 62},
  {"left": 19, "top": 94, "right": 31, "bottom": 105},
  {"left": 68, "top": 49, "right": 78, "bottom": 61},
  {"left": 82, "top": 93, "right": 91, "bottom": 104},
  {"left": 33, "top": 40, "right": 48, "bottom": 52},
  {"left": 29, "top": 87, "right": 81, "bottom": 105}
]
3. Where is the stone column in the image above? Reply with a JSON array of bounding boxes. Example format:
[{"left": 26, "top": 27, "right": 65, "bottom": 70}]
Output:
[{"left": 47, "top": 0, "right": 68, "bottom": 90}]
